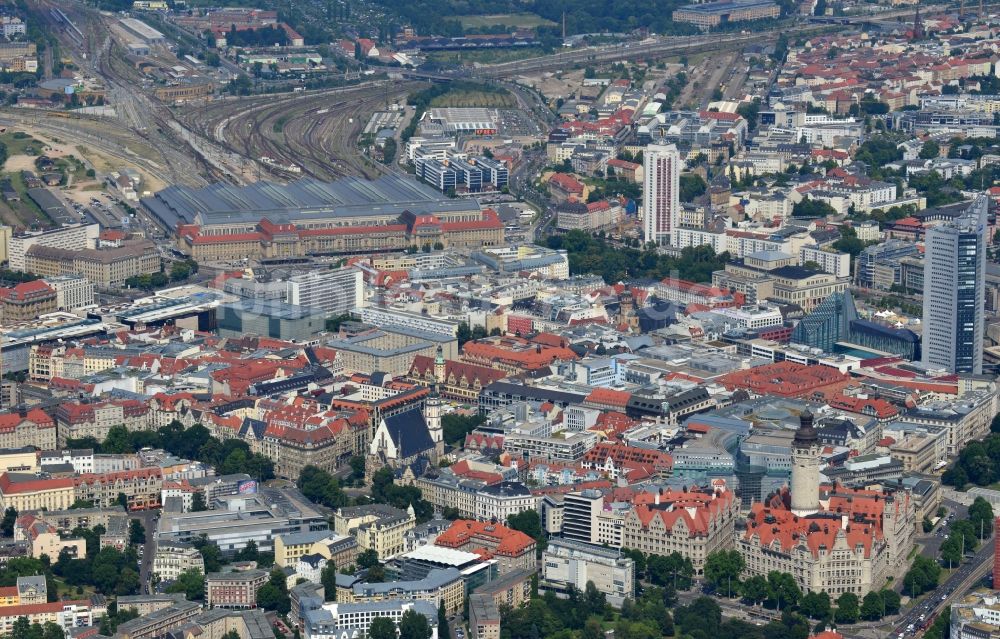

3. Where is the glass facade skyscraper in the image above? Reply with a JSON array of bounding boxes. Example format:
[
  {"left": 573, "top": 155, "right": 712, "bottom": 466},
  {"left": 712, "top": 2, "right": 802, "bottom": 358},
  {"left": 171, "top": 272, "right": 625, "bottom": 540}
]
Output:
[{"left": 921, "top": 197, "right": 987, "bottom": 374}]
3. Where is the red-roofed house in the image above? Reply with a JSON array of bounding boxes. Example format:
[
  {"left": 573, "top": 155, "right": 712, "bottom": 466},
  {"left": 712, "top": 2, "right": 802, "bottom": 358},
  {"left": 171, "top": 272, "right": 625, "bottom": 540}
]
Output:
[
  {"left": 737, "top": 484, "right": 915, "bottom": 597},
  {"left": 0, "top": 280, "right": 56, "bottom": 322},
  {"left": 434, "top": 520, "right": 535, "bottom": 574},
  {"left": 582, "top": 443, "right": 672, "bottom": 479},
  {"left": 0, "top": 408, "right": 56, "bottom": 451},
  {"left": 407, "top": 354, "right": 506, "bottom": 402},
  {"left": 548, "top": 173, "right": 585, "bottom": 203},
  {"left": 622, "top": 486, "right": 738, "bottom": 574}
]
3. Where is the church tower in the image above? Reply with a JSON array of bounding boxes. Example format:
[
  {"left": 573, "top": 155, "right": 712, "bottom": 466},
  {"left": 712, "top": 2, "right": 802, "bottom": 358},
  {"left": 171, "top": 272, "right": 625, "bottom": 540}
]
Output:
[
  {"left": 433, "top": 344, "right": 446, "bottom": 384},
  {"left": 426, "top": 384, "right": 444, "bottom": 456},
  {"left": 790, "top": 409, "right": 821, "bottom": 515}
]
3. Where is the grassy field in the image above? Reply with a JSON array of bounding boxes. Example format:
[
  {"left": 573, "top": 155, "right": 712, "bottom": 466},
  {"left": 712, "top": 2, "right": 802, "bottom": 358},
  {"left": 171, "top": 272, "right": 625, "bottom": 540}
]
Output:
[
  {"left": 1, "top": 131, "right": 42, "bottom": 156},
  {"left": 429, "top": 88, "right": 517, "bottom": 108},
  {"left": 457, "top": 12, "right": 556, "bottom": 28}
]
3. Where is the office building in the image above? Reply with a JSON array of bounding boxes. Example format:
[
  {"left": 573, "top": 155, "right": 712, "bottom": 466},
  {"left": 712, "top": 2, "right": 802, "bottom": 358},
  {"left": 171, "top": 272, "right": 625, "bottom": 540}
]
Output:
[
  {"left": 206, "top": 570, "right": 269, "bottom": 609},
  {"left": 950, "top": 590, "right": 1000, "bottom": 639},
  {"left": 922, "top": 197, "right": 987, "bottom": 373},
  {"left": 541, "top": 538, "right": 634, "bottom": 606},
  {"left": 468, "top": 594, "right": 499, "bottom": 639},
  {"left": 25, "top": 241, "right": 161, "bottom": 289},
  {"left": 44, "top": 275, "right": 95, "bottom": 310},
  {"left": 155, "top": 487, "right": 328, "bottom": 555},
  {"left": 673, "top": 0, "right": 780, "bottom": 28},
  {"left": 302, "top": 600, "right": 439, "bottom": 639},
  {"left": 642, "top": 144, "right": 680, "bottom": 246},
  {"left": 217, "top": 300, "right": 327, "bottom": 341},
  {"left": 286, "top": 268, "right": 364, "bottom": 316},
  {"left": 7, "top": 223, "right": 99, "bottom": 272}
]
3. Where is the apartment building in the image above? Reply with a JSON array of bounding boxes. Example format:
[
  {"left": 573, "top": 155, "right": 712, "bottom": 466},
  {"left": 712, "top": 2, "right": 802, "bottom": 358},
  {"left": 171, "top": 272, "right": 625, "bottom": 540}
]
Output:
[
  {"left": 206, "top": 570, "right": 269, "bottom": 609},
  {"left": 73, "top": 467, "right": 163, "bottom": 510},
  {"left": 475, "top": 482, "right": 536, "bottom": 523},
  {"left": 468, "top": 594, "right": 499, "bottom": 639},
  {"left": 115, "top": 600, "right": 203, "bottom": 639},
  {"left": 0, "top": 599, "right": 99, "bottom": 635},
  {"left": 332, "top": 504, "right": 416, "bottom": 560},
  {"left": 471, "top": 568, "right": 533, "bottom": 610},
  {"left": 903, "top": 388, "right": 997, "bottom": 457},
  {"left": 503, "top": 431, "right": 598, "bottom": 462},
  {"left": 621, "top": 488, "right": 739, "bottom": 574},
  {"left": 152, "top": 541, "right": 205, "bottom": 582},
  {"left": 286, "top": 268, "right": 364, "bottom": 316},
  {"left": 302, "top": 600, "right": 440, "bottom": 639},
  {"left": 55, "top": 399, "right": 151, "bottom": 445},
  {"left": 337, "top": 568, "right": 464, "bottom": 614}
]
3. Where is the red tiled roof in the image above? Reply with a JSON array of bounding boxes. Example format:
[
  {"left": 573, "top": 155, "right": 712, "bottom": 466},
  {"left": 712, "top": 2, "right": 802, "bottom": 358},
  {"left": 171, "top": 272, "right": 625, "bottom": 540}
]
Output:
[
  {"left": 435, "top": 520, "right": 535, "bottom": 557},
  {"left": 0, "top": 473, "right": 74, "bottom": 494}
]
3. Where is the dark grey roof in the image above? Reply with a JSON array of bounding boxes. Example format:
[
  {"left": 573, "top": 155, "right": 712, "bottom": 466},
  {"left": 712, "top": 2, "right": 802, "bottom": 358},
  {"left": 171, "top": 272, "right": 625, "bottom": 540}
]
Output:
[
  {"left": 141, "top": 174, "right": 481, "bottom": 230},
  {"left": 383, "top": 410, "right": 434, "bottom": 458},
  {"left": 478, "top": 481, "right": 530, "bottom": 497},
  {"left": 770, "top": 265, "right": 826, "bottom": 280}
]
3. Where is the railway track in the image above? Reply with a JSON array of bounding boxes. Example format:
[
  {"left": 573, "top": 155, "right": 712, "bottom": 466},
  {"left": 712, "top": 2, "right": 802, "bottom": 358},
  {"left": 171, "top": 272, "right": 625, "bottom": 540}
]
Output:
[{"left": 182, "top": 82, "right": 421, "bottom": 182}]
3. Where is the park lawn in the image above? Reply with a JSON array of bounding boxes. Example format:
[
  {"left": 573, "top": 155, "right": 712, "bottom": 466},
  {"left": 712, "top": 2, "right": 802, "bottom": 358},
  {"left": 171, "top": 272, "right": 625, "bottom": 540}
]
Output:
[
  {"left": 457, "top": 12, "right": 557, "bottom": 28},
  {"left": 0, "top": 131, "right": 42, "bottom": 156}
]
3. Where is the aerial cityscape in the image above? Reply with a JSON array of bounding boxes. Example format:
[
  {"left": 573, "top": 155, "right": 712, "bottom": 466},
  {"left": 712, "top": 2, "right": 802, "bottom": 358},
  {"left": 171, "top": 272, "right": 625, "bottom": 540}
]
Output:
[{"left": 0, "top": 1, "right": 997, "bottom": 639}]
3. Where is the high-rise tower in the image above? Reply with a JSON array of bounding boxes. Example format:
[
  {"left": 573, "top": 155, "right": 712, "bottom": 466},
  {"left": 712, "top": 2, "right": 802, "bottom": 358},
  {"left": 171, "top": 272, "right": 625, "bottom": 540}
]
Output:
[
  {"left": 790, "top": 409, "right": 821, "bottom": 515},
  {"left": 922, "top": 197, "right": 987, "bottom": 374},
  {"left": 642, "top": 144, "right": 680, "bottom": 246}
]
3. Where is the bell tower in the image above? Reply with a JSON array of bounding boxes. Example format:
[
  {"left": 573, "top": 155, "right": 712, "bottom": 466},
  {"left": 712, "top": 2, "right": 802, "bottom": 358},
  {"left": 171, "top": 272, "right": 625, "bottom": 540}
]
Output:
[{"left": 790, "top": 409, "right": 821, "bottom": 515}]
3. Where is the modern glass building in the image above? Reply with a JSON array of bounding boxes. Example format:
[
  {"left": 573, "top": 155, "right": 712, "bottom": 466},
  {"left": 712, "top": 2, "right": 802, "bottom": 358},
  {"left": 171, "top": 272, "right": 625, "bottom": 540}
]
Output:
[
  {"left": 921, "top": 197, "right": 987, "bottom": 374},
  {"left": 790, "top": 291, "right": 856, "bottom": 352}
]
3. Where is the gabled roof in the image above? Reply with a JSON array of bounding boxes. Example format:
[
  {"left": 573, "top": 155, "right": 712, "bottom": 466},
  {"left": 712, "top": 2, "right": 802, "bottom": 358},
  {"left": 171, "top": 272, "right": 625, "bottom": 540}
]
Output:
[{"left": 381, "top": 410, "right": 434, "bottom": 458}]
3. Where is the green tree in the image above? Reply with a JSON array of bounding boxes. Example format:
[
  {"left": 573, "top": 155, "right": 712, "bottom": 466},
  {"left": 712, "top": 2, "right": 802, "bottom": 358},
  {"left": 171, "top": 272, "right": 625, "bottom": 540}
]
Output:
[
  {"left": 903, "top": 555, "right": 941, "bottom": 596},
  {"left": 437, "top": 601, "right": 450, "bottom": 639},
  {"left": 257, "top": 569, "right": 290, "bottom": 614},
  {"left": 881, "top": 589, "right": 901, "bottom": 615},
  {"left": 165, "top": 569, "right": 205, "bottom": 600},
  {"left": 103, "top": 425, "right": 133, "bottom": 454},
  {"left": 741, "top": 575, "right": 769, "bottom": 605},
  {"left": 191, "top": 492, "right": 207, "bottom": 512},
  {"left": 128, "top": 519, "right": 145, "bottom": 546},
  {"left": 368, "top": 617, "right": 396, "bottom": 639},
  {"left": 860, "top": 591, "right": 883, "bottom": 621},
  {"left": 679, "top": 174, "right": 707, "bottom": 203},
  {"left": 969, "top": 496, "right": 994, "bottom": 538},
  {"left": 0, "top": 506, "right": 16, "bottom": 536},
  {"left": 792, "top": 197, "right": 838, "bottom": 218},
  {"left": 357, "top": 549, "right": 380, "bottom": 570},
  {"left": 506, "top": 510, "right": 542, "bottom": 541},
  {"left": 919, "top": 139, "right": 940, "bottom": 159},
  {"left": 704, "top": 550, "right": 744, "bottom": 597},
  {"left": 798, "top": 591, "right": 830, "bottom": 620},
  {"left": 399, "top": 609, "right": 432, "bottom": 639},
  {"left": 766, "top": 571, "right": 800, "bottom": 610},
  {"left": 320, "top": 562, "right": 338, "bottom": 601},
  {"left": 834, "top": 592, "right": 859, "bottom": 624},
  {"left": 193, "top": 535, "right": 224, "bottom": 573}
]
